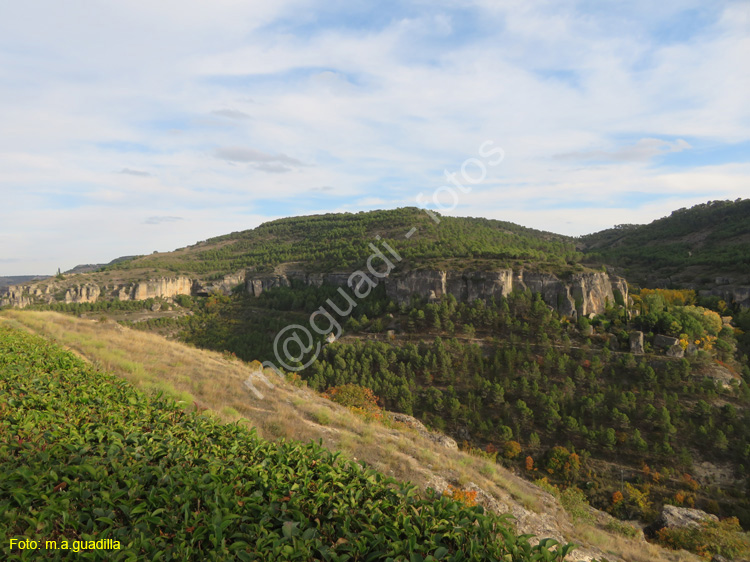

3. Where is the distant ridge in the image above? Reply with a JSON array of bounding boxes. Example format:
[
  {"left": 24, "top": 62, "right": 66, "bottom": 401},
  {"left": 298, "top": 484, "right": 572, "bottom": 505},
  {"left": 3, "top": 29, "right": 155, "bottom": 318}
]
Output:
[
  {"left": 64, "top": 255, "right": 141, "bottom": 275},
  {"left": 0, "top": 275, "right": 46, "bottom": 291},
  {"left": 581, "top": 198, "right": 750, "bottom": 288}
]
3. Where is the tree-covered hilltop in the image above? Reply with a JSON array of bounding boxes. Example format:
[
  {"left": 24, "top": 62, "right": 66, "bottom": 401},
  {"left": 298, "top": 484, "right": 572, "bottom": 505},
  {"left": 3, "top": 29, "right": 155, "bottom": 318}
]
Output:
[
  {"left": 101, "top": 207, "right": 583, "bottom": 277},
  {"left": 581, "top": 199, "right": 750, "bottom": 285}
]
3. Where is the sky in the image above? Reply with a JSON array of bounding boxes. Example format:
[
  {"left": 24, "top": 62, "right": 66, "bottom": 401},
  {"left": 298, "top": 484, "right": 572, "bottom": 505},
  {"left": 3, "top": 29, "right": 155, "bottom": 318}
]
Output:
[{"left": 1, "top": 1, "right": 749, "bottom": 276}]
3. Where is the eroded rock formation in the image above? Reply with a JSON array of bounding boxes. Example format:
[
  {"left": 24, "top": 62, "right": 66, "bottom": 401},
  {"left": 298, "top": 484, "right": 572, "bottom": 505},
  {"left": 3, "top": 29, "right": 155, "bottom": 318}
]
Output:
[
  {"left": 245, "top": 268, "right": 628, "bottom": 318},
  {"left": 2, "top": 266, "right": 628, "bottom": 319}
]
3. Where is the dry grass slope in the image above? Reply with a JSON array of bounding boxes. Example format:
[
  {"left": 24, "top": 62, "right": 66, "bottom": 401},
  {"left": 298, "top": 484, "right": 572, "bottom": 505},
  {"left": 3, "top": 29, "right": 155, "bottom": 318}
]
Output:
[{"left": 0, "top": 309, "right": 702, "bottom": 562}]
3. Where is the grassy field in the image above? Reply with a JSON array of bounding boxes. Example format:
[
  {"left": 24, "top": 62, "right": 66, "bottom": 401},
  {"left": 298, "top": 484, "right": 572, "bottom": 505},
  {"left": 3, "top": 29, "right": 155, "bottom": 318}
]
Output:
[{"left": 0, "top": 310, "right": 703, "bottom": 562}]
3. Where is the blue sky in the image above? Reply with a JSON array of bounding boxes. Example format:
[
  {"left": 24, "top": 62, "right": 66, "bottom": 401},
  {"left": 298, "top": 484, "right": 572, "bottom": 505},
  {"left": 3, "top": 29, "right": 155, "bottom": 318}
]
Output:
[{"left": 0, "top": 0, "right": 748, "bottom": 275}]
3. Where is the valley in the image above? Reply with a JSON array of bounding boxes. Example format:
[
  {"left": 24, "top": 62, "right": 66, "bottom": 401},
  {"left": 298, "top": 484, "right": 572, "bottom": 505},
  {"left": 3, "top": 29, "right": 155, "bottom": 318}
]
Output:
[{"left": 2, "top": 200, "right": 750, "bottom": 561}]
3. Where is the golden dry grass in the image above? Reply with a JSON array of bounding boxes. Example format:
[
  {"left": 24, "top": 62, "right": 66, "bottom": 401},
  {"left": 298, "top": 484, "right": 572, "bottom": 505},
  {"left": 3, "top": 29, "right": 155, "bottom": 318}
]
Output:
[{"left": 0, "top": 309, "right": 702, "bottom": 562}]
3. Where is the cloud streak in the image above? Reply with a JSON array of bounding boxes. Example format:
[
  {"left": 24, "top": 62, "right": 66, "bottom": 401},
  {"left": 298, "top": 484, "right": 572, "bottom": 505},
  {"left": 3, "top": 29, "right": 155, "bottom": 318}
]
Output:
[
  {"left": 119, "top": 168, "right": 152, "bottom": 177},
  {"left": 213, "top": 146, "right": 307, "bottom": 173},
  {"left": 144, "top": 216, "right": 184, "bottom": 225},
  {"left": 556, "top": 138, "right": 692, "bottom": 163},
  {"left": 211, "top": 109, "right": 251, "bottom": 120}
]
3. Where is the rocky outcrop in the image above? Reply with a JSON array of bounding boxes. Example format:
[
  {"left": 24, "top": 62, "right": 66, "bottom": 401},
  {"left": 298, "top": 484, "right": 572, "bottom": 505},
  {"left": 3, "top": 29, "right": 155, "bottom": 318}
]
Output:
[
  {"left": 421, "top": 476, "right": 622, "bottom": 562},
  {"left": 1, "top": 276, "right": 196, "bottom": 308},
  {"left": 383, "top": 269, "right": 626, "bottom": 318},
  {"left": 2, "top": 266, "right": 628, "bottom": 319},
  {"left": 666, "top": 344, "right": 685, "bottom": 358},
  {"left": 388, "top": 412, "right": 458, "bottom": 450},
  {"left": 630, "top": 332, "right": 644, "bottom": 355},
  {"left": 384, "top": 270, "right": 518, "bottom": 305},
  {"left": 699, "top": 363, "right": 738, "bottom": 389},
  {"left": 246, "top": 272, "right": 351, "bottom": 297},
  {"left": 65, "top": 283, "right": 100, "bottom": 304},
  {"left": 243, "top": 268, "right": 628, "bottom": 318},
  {"left": 131, "top": 277, "right": 193, "bottom": 301},
  {"left": 653, "top": 334, "right": 679, "bottom": 349},
  {"left": 194, "top": 272, "right": 247, "bottom": 296},
  {"left": 647, "top": 505, "right": 717, "bottom": 536},
  {"left": 0, "top": 286, "right": 33, "bottom": 308},
  {"left": 699, "top": 285, "right": 750, "bottom": 309},
  {"left": 246, "top": 274, "right": 291, "bottom": 297}
]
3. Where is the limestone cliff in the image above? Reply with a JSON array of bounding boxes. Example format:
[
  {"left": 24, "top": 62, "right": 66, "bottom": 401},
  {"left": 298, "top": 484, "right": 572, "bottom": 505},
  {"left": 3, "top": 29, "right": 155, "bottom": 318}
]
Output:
[
  {"left": 246, "top": 272, "right": 351, "bottom": 297},
  {"left": 1, "top": 277, "right": 196, "bottom": 308},
  {"left": 2, "top": 266, "right": 627, "bottom": 318},
  {"left": 0, "top": 286, "right": 33, "bottom": 308},
  {"left": 384, "top": 269, "right": 627, "bottom": 317},
  {"left": 194, "top": 272, "right": 247, "bottom": 297},
  {"left": 698, "top": 285, "right": 750, "bottom": 309},
  {"left": 245, "top": 268, "right": 628, "bottom": 318},
  {"left": 65, "top": 283, "right": 101, "bottom": 304},
  {"left": 130, "top": 277, "right": 194, "bottom": 301}
]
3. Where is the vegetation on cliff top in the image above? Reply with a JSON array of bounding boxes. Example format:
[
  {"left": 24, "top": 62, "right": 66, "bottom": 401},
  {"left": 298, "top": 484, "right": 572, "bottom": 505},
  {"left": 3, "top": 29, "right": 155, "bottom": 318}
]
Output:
[{"left": 101, "top": 207, "right": 583, "bottom": 277}]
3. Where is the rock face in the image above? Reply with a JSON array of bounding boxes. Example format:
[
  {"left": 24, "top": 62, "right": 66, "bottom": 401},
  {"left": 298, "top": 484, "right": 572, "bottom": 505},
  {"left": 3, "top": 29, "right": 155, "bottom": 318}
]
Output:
[
  {"left": 245, "top": 269, "right": 628, "bottom": 318},
  {"left": 64, "top": 283, "right": 100, "bottom": 304},
  {"left": 648, "top": 505, "right": 718, "bottom": 536},
  {"left": 699, "top": 285, "right": 750, "bottom": 309},
  {"left": 131, "top": 277, "right": 193, "bottom": 301},
  {"left": 387, "top": 412, "right": 458, "bottom": 450},
  {"left": 653, "top": 334, "right": 679, "bottom": 349},
  {"left": 0, "top": 286, "right": 33, "bottom": 308},
  {"left": 666, "top": 344, "right": 685, "bottom": 358},
  {"left": 384, "top": 270, "right": 627, "bottom": 318},
  {"left": 630, "top": 332, "right": 645, "bottom": 355},
  {"left": 246, "top": 272, "right": 352, "bottom": 298},
  {"left": 1, "top": 277, "right": 196, "bottom": 308},
  {"left": 607, "top": 333, "right": 620, "bottom": 350},
  {"left": 699, "top": 363, "right": 738, "bottom": 389},
  {"left": 1, "top": 266, "right": 628, "bottom": 320},
  {"left": 193, "top": 272, "right": 248, "bottom": 296}
]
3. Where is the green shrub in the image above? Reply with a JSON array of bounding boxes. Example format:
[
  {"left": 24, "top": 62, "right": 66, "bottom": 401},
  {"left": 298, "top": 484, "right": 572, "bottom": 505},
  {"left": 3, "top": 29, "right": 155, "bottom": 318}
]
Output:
[
  {"left": 311, "top": 408, "right": 331, "bottom": 425},
  {"left": 604, "top": 519, "right": 640, "bottom": 538}
]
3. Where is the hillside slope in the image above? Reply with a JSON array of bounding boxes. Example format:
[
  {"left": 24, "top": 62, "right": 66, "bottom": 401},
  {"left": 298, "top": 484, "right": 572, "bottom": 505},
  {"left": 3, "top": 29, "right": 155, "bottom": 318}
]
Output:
[
  {"left": 103, "top": 207, "right": 582, "bottom": 277},
  {"left": 581, "top": 199, "right": 750, "bottom": 302},
  {"left": 1, "top": 320, "right": 584, "bottom": 561},
  {"left": 0, "top": 310, "right": 702, "bottom": 562}
]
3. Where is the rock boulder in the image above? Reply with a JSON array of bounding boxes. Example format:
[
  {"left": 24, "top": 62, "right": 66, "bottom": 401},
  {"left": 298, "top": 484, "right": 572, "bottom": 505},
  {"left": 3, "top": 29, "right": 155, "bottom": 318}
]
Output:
[
  {"left": 653, "top": 334, "right": 680, "bottom": 349},
  {"left": 647, "top": 505, "right": 717, "bottom": 537},
  {"left": 629, "top": 331, "right": 644, "bottom": 355}
]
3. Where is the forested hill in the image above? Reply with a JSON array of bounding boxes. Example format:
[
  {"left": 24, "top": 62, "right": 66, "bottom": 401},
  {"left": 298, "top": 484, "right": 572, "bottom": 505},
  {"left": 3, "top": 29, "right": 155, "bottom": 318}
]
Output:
[
  {"left": 581, "top": 199, "right": 750, "bottom": 287},
  {"left": 102, "top": 207, "right": 582, "bottom": 278}
]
